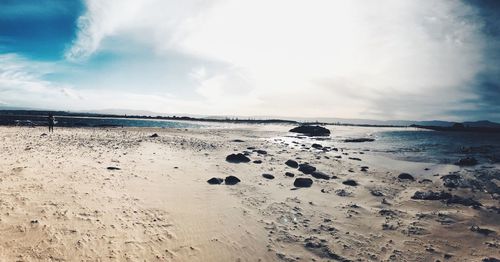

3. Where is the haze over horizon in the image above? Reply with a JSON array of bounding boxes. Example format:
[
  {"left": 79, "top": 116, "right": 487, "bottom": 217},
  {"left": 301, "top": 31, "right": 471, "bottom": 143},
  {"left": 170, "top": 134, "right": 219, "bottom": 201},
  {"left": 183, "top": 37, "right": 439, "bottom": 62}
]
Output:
[{"left": 1, "top": 0, "right": 499, "bottom": 122}]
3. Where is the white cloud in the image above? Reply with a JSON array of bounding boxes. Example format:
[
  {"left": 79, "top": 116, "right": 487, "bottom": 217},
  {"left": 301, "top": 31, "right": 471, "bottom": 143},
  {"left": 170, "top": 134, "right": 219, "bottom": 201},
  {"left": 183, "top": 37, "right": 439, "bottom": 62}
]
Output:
[{"left": 63, "top": 0, "right": 486, "bottom": 119}]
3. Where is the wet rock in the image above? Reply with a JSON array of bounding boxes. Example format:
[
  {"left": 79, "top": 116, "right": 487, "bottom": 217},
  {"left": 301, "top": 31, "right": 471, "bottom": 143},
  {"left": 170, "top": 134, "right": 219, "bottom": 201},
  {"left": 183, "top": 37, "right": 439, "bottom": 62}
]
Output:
[
  {"left": 471, "top": 225, "right": 496, "bottom": 236},
  {"left": 311, "top": 171, "right": 330, "bottom": 180},
  {"left": 298, "top": 163, "right": 316, "bottom": 174},
  {"left": 107, "top": 167, "right": 121, "bottom": 170},
  {"left": 226, "top": 153, "right": 251, "bottom": 163},
  {"left": 285, "top": 159, "right": 299, "bottom": 168},
  {"left": 225, "top": 176, "right": 241, "bottom": 185},
  {"left": 289, "top": 125, "right": 331, "bottom": 136},
  {"left": 311, "top": 143, "right": 323, "bottom": 149},
  {"left": 294, "top": 178, "right": 313, "bottom": 188},
  {"left": 150, "top": 133, "right": 159, "bottom": 138},
  {"left": 411, "top": 191, "right": 452, "bottom": 200},
  {"left": 455, "top": 157, "right": 478, "bottom": 166},
  {"left": 398, "top": 173, "right": 415, "bottom": 181},
  {"left": 285, "top": 172, "right": 295, "bottom": 177},
  {"left": 342, "top": 179, "right": 358, "bottom": 186},
  {"left": 207, "top": 177, "right": 224, "bottom": 185},
  {"left": 262, "top": 174, "right": 275, "bottom": 180},
  {"left": 344, "top": 138, "right": 375, "bottom": 142}
]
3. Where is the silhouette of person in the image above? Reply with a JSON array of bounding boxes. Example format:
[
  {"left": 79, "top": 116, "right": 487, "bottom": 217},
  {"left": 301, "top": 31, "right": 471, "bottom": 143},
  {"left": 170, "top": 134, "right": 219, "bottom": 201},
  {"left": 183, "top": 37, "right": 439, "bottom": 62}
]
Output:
[{"left": 48, "top": 113, "right": 55, "bottom": 132}]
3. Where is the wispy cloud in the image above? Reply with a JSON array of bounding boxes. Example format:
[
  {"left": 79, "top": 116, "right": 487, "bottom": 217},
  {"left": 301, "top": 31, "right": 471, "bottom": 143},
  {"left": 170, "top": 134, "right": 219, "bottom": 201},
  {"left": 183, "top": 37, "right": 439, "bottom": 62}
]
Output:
[{"left": 60, "top": 0, "right": 493, "bottom": 120}]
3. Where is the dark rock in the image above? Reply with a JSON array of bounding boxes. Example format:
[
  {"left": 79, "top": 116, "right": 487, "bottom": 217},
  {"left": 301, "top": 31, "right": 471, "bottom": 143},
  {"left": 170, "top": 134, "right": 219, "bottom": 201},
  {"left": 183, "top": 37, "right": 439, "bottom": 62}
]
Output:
[
  {"left": 411, "top": 191, "right": 452, "bottom": 200},
  {"left": 253, "top": 160, "right": 263, "bottom": 164},
  {"left": 441, "top": 174, "right": 464, "bottom": 188},
  {"left": 455, "top": 157, "right": 478, "bottom": 166},
  {"left": 298, "top": 163, "right": 316, "bottom": 174},
  {"left": 344, "top": 138, "right": 375, "bottom": 143},
  {"left": 335, "top": 189, "right": 352, "bottom": 197},
  {"left": 285, "top": 172, "right": 295, "bottom": 177},
  {"left": 231, "top": 139, "right": 245, "bottom": 142},
  {"left": 262, "top": 174, "right": 275, "bottom": 179},
  {"left": 398, "top": 173, "right": 415, "bottom": 181},
  {"left": 285, "top": 159, "right": 299, "bottom": 168},
  {"left": 342, "top": 179, "right": 358, "bottom": 186},
  {"left": 311, "top": 143, "right": 323, "bottom": 149},
  {"left": 226, "top": 153, "right": 251, "bottom": 163},
  {"left": 419, "top": 179, "right": 433, "bottom": 183},
  {"left": 150, "top": 133, "right": 159, "bottom": 138},
  {"left": 446, "top": 195, "right": 482, "bottom": 207},
  {"left": 255, "top": 149, "right": 267, "bottom": 155},
  {"left": 294, "top": 178, "right": 313, "bottom": 188},
  {"left": 289, "top": 125, "right": 331, "bottom": 137},
  {"left": 225, "top": 176, "right": 241, "bottom": 185},
  {"left": 311, "top": 171, "right": 330, "bottom": 180},
  {"left": 107, "top": 167, "right": 121, "bottom": 170},
  {"left": 471, "top": 225, "right": 496, "bottom": 236},
  {"left": 348, "top": 157, "right": 362, "bottom": 161},
  {"left": 483, "top": 258, "right": 500, "bottom": 262},
  {"left": 370, "top": 190, "right": 384, "bottom": 197},
  {"left": 361, "top": 166, "right": 369, "bottom": 172},
  {"left": 207, "top": 177, "right": 224, "bottom": 185},
  {"left": 379, "top": 209, "right": 398, "bottom": 217}
]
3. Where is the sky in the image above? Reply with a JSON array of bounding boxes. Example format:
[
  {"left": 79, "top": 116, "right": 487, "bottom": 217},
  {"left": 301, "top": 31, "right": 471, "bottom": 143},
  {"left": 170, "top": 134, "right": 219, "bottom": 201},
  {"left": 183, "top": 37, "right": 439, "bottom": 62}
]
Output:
[{"left": 0, "top": 0, "right": 499, "bottom": 121}]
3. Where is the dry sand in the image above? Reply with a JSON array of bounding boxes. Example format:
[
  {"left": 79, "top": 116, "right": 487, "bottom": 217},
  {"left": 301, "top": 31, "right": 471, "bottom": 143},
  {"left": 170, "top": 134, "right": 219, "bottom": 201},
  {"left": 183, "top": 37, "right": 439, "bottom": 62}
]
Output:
[{"left": 0, "top": 125, "right": 498, "bottom": 261}]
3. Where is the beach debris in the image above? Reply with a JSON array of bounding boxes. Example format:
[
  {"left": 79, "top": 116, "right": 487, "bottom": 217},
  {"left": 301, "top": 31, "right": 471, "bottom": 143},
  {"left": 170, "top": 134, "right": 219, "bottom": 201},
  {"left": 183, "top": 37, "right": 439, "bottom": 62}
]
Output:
[
  {"left": 107, "top": 167, "right": 121, "bottom": 170},
  {"left": 150, "top": 133, "right": 159, "bottom": 138},
  {"left": 231, "top": 139, "right": 245, "bottom": 142},
  {"left": 470, "top": 225, "right": 496, "bottom": 236},
  {"left": 262, "top": 174, "right": 275, "bottom": 179},
  {"left": 224, "top": 176, "right": 241, "bottom": 185},
  {"left": 411, "top": 191, "right": 451, "bottom": 200},
  {"left": 361, "top": 166, "right": 369, "bottom": 172},
  {"left": 398, "top": 173, "right": 415, "bottom": 181},
  {"left": 285, "top": 172, "right": 295, "bottom": 177},
  {"left": 344, "top": 138, "right": 375, "bottom": 142},
  {"left": 294, "top": 178, "right": 313, "bottom": 187},
  {"left": 285, "top": 159, "right": 299, "bottom": 168},
  {"left": 482, "top": 257, "right": 500, "bottom": 262},
  {"left": 455, "top": 157, "right": 478, "bottom": 166},
  {"left": 342, "top": 179, "right": 358, "bottom": 186},
  {"left": 207, "top": 177, "right": 224, "bottom": 185},
  {"left": 289, "top": 125, "right": 331, "bottom": 136},
  {"left": 226, "top": 153, "right": 251, "bottom": 163},
  {"left": 304, "top": 237, "right": 349, "bottom": 261},
  {"left": 298, "top": 163, "right": 316, "bottom": 174},
  {"left": 311, "top": 171, "right": 330, "bottom": 180},
  {"left": 40, "top": 133, "right": 47, "bottom": 137}
]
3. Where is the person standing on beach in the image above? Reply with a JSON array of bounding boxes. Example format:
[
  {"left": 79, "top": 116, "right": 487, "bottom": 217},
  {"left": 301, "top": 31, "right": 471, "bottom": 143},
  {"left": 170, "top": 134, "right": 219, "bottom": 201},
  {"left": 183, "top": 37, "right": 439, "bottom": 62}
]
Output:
[{"left": 48, "top": 113, "right": 55, "bottom": 132}]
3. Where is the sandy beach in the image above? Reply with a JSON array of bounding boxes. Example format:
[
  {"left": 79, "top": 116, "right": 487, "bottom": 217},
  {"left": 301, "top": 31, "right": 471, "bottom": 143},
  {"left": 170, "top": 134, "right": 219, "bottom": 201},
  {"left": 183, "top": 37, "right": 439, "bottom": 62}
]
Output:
[{"left": 0, "top": 125, "right": 499, "bottom": 261}]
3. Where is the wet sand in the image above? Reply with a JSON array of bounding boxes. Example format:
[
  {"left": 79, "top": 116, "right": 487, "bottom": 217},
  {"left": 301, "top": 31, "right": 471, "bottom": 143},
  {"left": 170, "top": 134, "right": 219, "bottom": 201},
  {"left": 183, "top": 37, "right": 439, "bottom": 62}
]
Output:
[{"left": 0, "top": 125, "right": 498, "bottom": 261}]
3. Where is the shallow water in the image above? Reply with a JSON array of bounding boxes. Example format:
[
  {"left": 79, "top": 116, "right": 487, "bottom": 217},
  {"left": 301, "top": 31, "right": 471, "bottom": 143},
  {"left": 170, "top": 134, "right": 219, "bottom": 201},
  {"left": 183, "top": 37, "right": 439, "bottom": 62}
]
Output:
[{"left": 282, "top": 125, "right": 500, "bottom": 166}]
